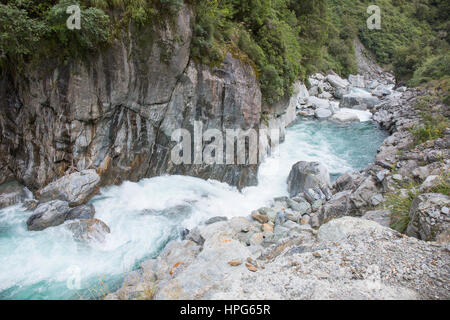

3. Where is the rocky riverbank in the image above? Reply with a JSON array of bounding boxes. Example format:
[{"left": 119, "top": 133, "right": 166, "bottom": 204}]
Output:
[{"left": 106, "top": 66, "right": 449, "bottom": 300}]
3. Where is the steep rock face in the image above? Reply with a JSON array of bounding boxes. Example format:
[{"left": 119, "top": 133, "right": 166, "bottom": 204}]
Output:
[{"left": 0, "top": 5, "right": 275, "bottom": 192}]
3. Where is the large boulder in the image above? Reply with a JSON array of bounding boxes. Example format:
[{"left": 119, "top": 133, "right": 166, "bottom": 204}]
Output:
[
  {"left": 307, "top": 96, "right": 330, "bottom": 109},
  {"left": 349, "top": 176, "right": 380, "bottom": 211},
  {"left": 331, "top": 110, "right": 360, "bottom": 123},
  {"left": 67, "top": 218, "right": 111, "bottom": 243},
  {"left": 319, "top": 190, "right": 353, "bottom": 224},
  {"left": 38, "top": 170, "right": 100, "bottom": 206},
  {"left": 348, "top": 75, "right": 365, "bottom": 88},
  {"left": 314, "top": 108, "right": 332, "bottom": 119},
  {"left": 406, "top": 193, "right": 450, "bottom": 243},
  {"left": 26, "top": 200, "right": 70, "bottom": 231},
  {"left": 341, "top": 92, "right": 379, "bottom": 110},
  {"left": 287, "top": 161, "right": 330, "bottom": 197},
  {"left": 326, "top": 74, "right": 349, "bottom": 89},
  {"left": 66, "top": 204, "right": 96, "bottom": 221}
]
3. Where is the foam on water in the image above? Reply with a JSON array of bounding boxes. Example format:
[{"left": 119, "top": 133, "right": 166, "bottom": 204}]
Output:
[{"left": 0, "top": 118, "right": 387, "bottom": 299}]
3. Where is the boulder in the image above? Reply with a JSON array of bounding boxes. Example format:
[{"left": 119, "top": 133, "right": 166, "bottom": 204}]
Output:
[
  {"left": 26, "top": 200, "right": 70, "bottom": 231},
  {"left": 67, "top": 218, "right": 111, "bottom": 243},
  {"left": 341, "top": 92, "right": 379, "bottom": 110},
  {"left": 326, "top": 74, "right": 349, "bottom": 89},
  {"left": 314, "top": 108, "right": 332, "bottom": 119},
  {"left": 287, "top": 161, "right": 330, "bottom": 197},
  {"left": 350, "top": 176, "right": 380, "bottom": 211},
  {"left": 319, "top": 190, "right": 353, "bottom": 224},
  {"left": 331, "top": 110, "right": 360, "bottom": 123},
  {"left": 38, "top": 169, "right": 100, "bottom": 206},
  {"left": 333, "top": 173, "right": 363, "bottom": 192},
  {"left": 66, "top": 204, "right": 96, "bottom": 221},
  {"left": 307, "top": 96, "right": 330, "bottom": 109},
  {"left": 204, "top": 216, "right": 228, "bottom": 225},
  {"left": 362, "top": 209, "right": 391, "bottom": 227},
  {"left": 348, "top": 75, "right": 365, "bottom": 88},
  {"left": 418, "top": 175, "right": 442, "bottom": 193},
  {"left": 406, "top": 193, "right": 450, "bottom": 243}
]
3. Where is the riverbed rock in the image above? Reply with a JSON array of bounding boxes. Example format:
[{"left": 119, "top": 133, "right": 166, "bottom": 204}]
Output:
[
  {"left": 341, "top": 92, "right": 379, "bottom": 110},
  {"left": 65, "top": 204, "right": 96, "bottom": 221},
  {"left": 350, "top": 176, "right": 380, "bottom": 211},
  {"left": 307, "top": 96, "right": 330, "bottom": 109},
  {"left": 319, "top": 190, "right": 353, "bottom": 224},
  {"left": 287, "top": 161, "right": 330, "bottom": 197},
  {"left": 314, "top": 108, "right": 332, "bottom": 119},
  {"left": 331, "top": 110, "right": 360, "bottom": 123},
  {"left": 66, "top": 218, "right": 111, "bottom": 243},
  {"left": 362, "top": 209, "right": 391, "bottom": 227},
  {"left": 26, "top": 200, "right": 70, "bottom": 231},
  {"left": 348, "top": 75, "right": 365, "bottom": 88},
  {"left": 326, "top": 74, "right": 349, "bottom": 89},
  {"left": 37, "top": 170, "right": 100, "bottom": 207},
  {"left": 406, "top": 193, "right": 450, "bottom": 243}
]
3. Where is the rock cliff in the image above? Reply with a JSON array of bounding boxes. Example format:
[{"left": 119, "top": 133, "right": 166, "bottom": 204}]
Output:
[{"left": 0, "top": 5, "right": 289, "bottom": 192}]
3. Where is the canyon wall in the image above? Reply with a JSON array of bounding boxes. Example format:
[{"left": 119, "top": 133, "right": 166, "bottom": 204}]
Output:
[{"left": 0, "top": 5, "right": 294, "bottom": 192}]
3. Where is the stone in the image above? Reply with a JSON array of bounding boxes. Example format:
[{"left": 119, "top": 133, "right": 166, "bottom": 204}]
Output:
[
  {"left": 331, "top": 110, "right": 360, "bottom": 123},
  {"left": 66, "top": 218, "right": 111, "bottom": 243},
  {"left": 262, "top": 223, "right": 274, "bottom": 233},
  {"left": 314, "top": 108, "right": 332, "bottom": 119},
  {"left": 375, "top": 170, "right": 390, "bottom": 183},
  {"left": 251, "top": 211, "right": 269, "bottom": 224},
  {"left": 319, "top": 191, "right": 352, "bottom": 224},
  {"left": 350, "top": 176, "right": 380, "bottom": 211},
  {"left": 362, "top": 210, "right": 391, "bottom": 227},
  {"left": 418, "top": 175, "right": 441, "bottom": 193},
  {"left": 341, "top": 92, "right": 379, "bottom": 110},
  {"left": 333, "top": 173, "right": 363, "bottom": 192},
  {"left": 286, "top": 198, "right": 311, "bottom": 214},
  {"left": 287, "top": 161, "right": 330, "bottom": 197},
  {"left": 228, "top": 260, "right": 242, "bottom": 267},
  {"left": 186, "top": 227, "right": 205, "bottom": 246},
  {"left": 371, "top": 194, "right": 384, "bottom": 206},
  {"left": 406, "top": 193, "right": 450, "bottom": 243},
  {"left": 326, "top": 74, "right": 349, "bottom": 89},
  {"left": 65, "top": 204, "right": 96, "bottom": 221},
  {"left": 26, "top": 200, "right": 70, "bottom": 231},
  {"left": 307, "top": 96, "right": 330, "bottom": 109},
  {"left": 38, "top": 170, "right": 100, "bottom": 206},
  {"left": 205, "top": 216, "right": 228, "bottom": 225},
  {"left": 348, "top": 75, "right": 365, "bottom": 88}
]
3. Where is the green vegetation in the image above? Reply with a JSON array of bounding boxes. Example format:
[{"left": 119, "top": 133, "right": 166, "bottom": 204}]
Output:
[
  {"left": 327, "top": 0, "right": 450, "bottom": 86},
  {"left": 1, "top": 0, "right": 449, "bottom": 102},
  {"left": 386, "top": 190, "right": 415, "bottom": 233}
]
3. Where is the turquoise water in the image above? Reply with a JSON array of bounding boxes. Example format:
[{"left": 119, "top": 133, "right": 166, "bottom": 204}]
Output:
[{"left": 0, "top": 118, "right": 388, "bottom": 299}]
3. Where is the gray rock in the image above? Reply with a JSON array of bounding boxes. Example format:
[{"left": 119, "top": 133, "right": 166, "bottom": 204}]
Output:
[
  {"left": 315, "top": 108, "right": 332, "bottom": 119},
  {"left": 348, "top": 75, "right": 365, "bottom": 88},
  {"left": 287, "top": 161, "right": 330, "bottom": 197},
  {"left": 286, "top": 198, "right": 311, "bottom": 214},
  {"left": 371, "top": 194, "right": 384, "bottom": 206},
  {"left": 341, "top": 93, "right": 379, "bottom": 110},
  {"left": 331, "top": 110, "right": 360, "bottom": 123},
  {"left": 362, "top": 209, "right": 391, "bottom": 227},
  {"left": 204, "top": 216, "right": 228, "bottom": 225},
  {"left": 26, "top": 200, "right": 70, "bottom": 231},
  {"left": 326, "top": 74, "right": 349, "bottom": 89},
  {"left": 307, "top": 96, "right": 330, "bottom": 109},
  {"left": 406, "top": 193, "right": 450, "bottom": 243},
  {"left": 333, "top": 172, "right": 363, "bottom": 192},
  {"left": 319, "top": 191, "right": 353, "bottom": 224},
  {"left": 350, "top": 176, "right": 380, "bottom": 211},
  {"left": 38, "top": 170, "right": 100, "bottom": 206},
  {"left": 66, "top": 218, "right": 111, "bottom": 243},
  {"left": 66, "top": 204, "right": 96, "bottom": 220},
  {"left": 418, "top": 175, "right": 441, "bottom": 193}
]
